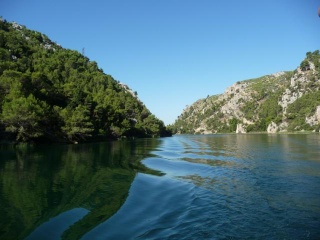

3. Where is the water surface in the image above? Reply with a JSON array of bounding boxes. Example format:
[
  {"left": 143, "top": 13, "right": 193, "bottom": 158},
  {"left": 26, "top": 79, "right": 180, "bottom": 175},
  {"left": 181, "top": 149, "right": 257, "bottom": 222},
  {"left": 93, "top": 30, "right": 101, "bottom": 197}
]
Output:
[{"left": 0, "top": 134, "right": 320, "bottom": 239}]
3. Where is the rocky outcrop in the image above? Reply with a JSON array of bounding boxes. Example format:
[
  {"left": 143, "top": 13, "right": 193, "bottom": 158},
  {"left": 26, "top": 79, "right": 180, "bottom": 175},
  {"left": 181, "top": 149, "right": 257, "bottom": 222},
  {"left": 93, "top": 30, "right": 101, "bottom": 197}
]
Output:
[
  {"left": 306, "top": 105, "right": 320, "bottom": 126},
  {"left": 119, "top": 83, "right": 139, "bottom": 99},
  {"left": 236, "top": 124, "right": 246, "bottom": 133},
  {"left": 219, "top": 82, "right": 252, "bottom": 120},
  {"left": 172, "top": 50, "right": 320, "bottom": 134},
  {"left": 271, "top": 71, "right": 286, "bottom": 78},
  {"left": 278, "top": 61, "right": 318, "bottom": 114},
  {"left": 267, "top": 122, "right": 278, "bottom": 133},
  {"left": 316, "top": 106, "right": 320, "bottom": 121},
  {"left": 279, "top": 88, "right": 303, "bottom": 114}
]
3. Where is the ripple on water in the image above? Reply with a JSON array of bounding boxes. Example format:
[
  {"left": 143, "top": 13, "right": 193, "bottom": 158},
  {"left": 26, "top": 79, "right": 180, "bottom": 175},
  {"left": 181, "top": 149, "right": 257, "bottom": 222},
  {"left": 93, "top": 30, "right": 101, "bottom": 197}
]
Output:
[
  {"left": 82, "top": 173, "right": 201, "bottom": 240},
  {"left": 142, "top": 135, "right": 320, "bottom": 239},
  {"left": 143, "top": 157, "right": 216, "bottom": 178},
  {"left": 151, "top": 149, "right": 181, "bottom": 159},
  {"left": 85, "top": 134, "right": 320, "bottom": 239}
]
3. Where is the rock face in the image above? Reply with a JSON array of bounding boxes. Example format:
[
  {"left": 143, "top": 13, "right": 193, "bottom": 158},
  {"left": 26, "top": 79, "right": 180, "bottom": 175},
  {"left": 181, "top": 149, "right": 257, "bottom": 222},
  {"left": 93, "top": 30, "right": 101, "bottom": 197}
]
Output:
[
  {"left": 306, "top": 105, "right": 320, "bottom": 126},
  {"left": 279, "top": 88, "right": 303, "bottom": 114},
  {"left": 236, "top": 124, "right": 246, "bottom": 133},
  {"left": 317, "top": 106, "right": 320, "bottom": 121},
  {"left": 267, "top": 122, "right": 278, "bottom": 133},
  {"left": 278, "top": 60, "right": 316, "bottom": 114},
  {"left": 173, "top": 50, "right": 320, "bottom": 134},
  {"left": 219, "top": 82, "right": 251, "bottom": 120}
]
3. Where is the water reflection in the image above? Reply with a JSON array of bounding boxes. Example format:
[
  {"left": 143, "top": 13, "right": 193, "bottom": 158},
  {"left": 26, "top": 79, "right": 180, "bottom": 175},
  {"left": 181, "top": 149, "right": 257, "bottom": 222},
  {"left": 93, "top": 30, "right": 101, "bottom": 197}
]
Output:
[
  {"left": 1, "top": 134, "right": 319, "bottom": 239},
  {"left": 0, "top": 139, "right": 161, "bottom": 240},
  {"left": 170, "top": 134, "right": 320, "bottom": 191},
  {"left": 142, "top": 134, "right": 320, "bottom": 239}
]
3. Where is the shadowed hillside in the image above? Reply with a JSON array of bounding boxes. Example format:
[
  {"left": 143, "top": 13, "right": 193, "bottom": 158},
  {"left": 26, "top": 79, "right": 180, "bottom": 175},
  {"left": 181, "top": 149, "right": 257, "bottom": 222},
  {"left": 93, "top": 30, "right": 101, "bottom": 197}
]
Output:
[{"left": 0, "top": 19, "right": 171, "bottom": 142}]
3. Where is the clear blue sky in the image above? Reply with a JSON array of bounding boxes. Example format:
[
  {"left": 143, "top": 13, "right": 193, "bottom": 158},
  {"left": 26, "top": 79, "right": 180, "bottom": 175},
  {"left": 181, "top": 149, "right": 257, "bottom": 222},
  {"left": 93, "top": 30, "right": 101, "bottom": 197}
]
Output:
[{"left": 1, "top": 0, "right": 320, "bottom": 124}]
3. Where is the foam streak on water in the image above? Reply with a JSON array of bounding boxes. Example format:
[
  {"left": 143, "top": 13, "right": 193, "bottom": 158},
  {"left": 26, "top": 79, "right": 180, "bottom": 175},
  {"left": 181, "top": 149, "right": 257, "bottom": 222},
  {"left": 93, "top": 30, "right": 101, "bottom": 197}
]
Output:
[{"left": 84, "top": 134, "right": 320, "bottom": 239}]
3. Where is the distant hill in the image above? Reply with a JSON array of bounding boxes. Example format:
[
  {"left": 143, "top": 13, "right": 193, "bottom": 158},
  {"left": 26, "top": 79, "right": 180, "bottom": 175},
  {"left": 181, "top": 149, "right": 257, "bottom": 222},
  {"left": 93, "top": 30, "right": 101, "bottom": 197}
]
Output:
[
  {"left": 0, "top": 19, "right": 171, "bottom": 142},
  {"left": 171, "top": 50, "right": 320, "bottom": 134}
]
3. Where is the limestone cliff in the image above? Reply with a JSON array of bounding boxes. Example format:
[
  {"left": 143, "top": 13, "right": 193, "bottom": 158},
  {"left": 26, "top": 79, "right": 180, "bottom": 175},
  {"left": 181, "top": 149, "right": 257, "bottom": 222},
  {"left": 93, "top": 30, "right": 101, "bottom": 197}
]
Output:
[{"left": 172, "top": 51, "right": 320, "bottom": 134}]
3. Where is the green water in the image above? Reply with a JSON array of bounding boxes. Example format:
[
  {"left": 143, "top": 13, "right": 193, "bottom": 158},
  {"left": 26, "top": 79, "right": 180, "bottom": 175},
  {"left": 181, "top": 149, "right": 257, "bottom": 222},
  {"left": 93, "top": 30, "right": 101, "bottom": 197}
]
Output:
[
  {"left": 0, "top": 134, "right": 320, "bottom": 239},
  {"left": 0, "top": 139, "right": 161, "bottom": 239}
]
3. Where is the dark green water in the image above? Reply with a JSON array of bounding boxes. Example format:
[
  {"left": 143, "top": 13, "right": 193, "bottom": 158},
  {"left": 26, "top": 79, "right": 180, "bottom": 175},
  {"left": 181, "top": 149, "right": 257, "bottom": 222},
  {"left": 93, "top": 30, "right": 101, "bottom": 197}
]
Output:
[{"left": 0, "top": 134, "right": 320, "bottom": 239}]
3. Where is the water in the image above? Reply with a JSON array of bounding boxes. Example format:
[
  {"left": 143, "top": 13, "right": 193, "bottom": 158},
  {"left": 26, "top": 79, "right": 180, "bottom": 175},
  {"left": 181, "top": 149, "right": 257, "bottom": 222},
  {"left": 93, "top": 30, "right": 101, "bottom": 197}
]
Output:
[{"left": 0, "top": 134, "right": 320, "bottom": 239}]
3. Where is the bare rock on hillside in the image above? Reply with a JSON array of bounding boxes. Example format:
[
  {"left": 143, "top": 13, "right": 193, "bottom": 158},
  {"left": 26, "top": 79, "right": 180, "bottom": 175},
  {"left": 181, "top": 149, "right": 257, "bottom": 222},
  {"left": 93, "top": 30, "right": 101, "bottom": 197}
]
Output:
[
  {"left": 306, "top": 105, "right": 320, "bottom": 126},
  {"left": 236, "top": 124, "right": 246, "bottom": 133},
  {"left": 172, "top": 50, "right": 320, "bottom": 134},
  {"left": 267, "top": 121, "right": 278, "bottom": 133}
]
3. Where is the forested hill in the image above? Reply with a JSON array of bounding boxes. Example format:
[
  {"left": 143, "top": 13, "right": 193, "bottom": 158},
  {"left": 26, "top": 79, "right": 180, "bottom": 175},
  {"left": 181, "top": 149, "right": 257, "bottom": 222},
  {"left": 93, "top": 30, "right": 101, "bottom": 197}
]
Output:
[
  {"left": 0, "top": 19, "right": 171, "bottom": 142},
  {"left": 171, "top": 50, "right": 320, "bottom": 134}
]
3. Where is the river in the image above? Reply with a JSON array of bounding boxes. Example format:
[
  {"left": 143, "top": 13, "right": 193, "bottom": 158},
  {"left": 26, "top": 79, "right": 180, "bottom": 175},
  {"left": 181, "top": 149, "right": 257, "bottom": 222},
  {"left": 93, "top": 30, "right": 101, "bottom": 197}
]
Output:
[{"left": 0, "top": 134, "right": 319, "bottom": 239}]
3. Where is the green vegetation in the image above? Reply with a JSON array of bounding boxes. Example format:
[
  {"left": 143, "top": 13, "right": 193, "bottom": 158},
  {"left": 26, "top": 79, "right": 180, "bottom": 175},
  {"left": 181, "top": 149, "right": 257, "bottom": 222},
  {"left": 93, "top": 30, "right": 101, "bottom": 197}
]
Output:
[
  {"left": 305, "top": 50, "right": 320, "bottom": 75},
  {"left": 171, "top": 51, "right": 320, "bottom": 134},
  {"left": 286, "top": 91, "right": 320, "bottom": 131},
  {"left": 0, "top": 139, "right": 162, "bottom": 240},
  {"left": 0, "top": 20, "right": 171, "bottom": 142}
]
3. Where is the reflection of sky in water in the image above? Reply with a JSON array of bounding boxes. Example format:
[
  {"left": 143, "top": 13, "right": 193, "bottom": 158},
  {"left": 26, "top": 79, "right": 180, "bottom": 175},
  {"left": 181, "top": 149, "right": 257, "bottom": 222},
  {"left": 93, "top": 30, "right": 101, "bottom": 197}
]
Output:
[
  {"left": 26, "top": 208, "right": 89, "bottom": 240},
  {"left": 3, "top": 134, "right": 320, "bottom": 239},
  {"left": 139, "top": 134, "right": 320, "bottom": 238}
]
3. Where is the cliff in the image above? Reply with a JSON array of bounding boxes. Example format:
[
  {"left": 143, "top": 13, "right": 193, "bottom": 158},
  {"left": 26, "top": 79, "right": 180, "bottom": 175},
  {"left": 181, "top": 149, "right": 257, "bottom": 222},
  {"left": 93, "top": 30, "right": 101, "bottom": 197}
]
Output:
[{"left": 171, "top": 50, "right": 320, "bottom": 134}]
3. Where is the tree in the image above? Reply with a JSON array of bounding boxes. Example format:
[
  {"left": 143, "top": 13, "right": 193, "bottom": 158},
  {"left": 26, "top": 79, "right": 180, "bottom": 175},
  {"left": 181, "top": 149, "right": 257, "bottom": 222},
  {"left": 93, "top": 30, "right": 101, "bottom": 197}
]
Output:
[
  {"left": 1, "top": 94, "right": 48, "bottom": 141},
  {"left": 229, "top": 118, "right": 238, "bottom": 132},
  {"left": 60, "top": 105, "right": 94, "bottom": 141},
  {"left": 140, "top": 115, "right": 165, "bottom": 137},
  {"left": 0, "top": 20, "right": 172, "bottom": 142},
  {"left": 300, "top": 60, "right": 310, "bottom": 71}
]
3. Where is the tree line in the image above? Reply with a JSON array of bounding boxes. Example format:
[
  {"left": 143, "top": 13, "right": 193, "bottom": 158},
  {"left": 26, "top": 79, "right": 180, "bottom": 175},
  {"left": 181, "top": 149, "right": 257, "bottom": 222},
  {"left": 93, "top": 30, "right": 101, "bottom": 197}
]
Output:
[{"left": 0, "top": 19, "right": 171, "bottom": 142}]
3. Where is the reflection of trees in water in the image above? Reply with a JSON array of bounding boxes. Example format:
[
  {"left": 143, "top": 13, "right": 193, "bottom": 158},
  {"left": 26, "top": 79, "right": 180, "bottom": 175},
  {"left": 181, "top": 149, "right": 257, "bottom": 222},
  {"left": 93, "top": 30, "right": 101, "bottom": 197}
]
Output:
[{"left": 0, "top": 139, "right": 161, "bottom": 240}]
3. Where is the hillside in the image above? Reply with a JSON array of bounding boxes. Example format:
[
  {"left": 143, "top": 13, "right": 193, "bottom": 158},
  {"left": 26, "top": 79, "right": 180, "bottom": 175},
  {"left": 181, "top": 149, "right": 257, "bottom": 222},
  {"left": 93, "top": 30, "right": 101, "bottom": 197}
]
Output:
[
  {"left": 171, "top": 50, "right": 320, "bottom": 134},
  {"left": 0, "top": 19, "right": 171, "bottom": 142}
]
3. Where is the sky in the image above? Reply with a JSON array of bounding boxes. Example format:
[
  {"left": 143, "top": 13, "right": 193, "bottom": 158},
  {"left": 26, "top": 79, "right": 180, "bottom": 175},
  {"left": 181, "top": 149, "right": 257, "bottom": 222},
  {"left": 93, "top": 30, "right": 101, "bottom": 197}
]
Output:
[{"left": 1, "top": 0, "right": 320, "bottom": 125}]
